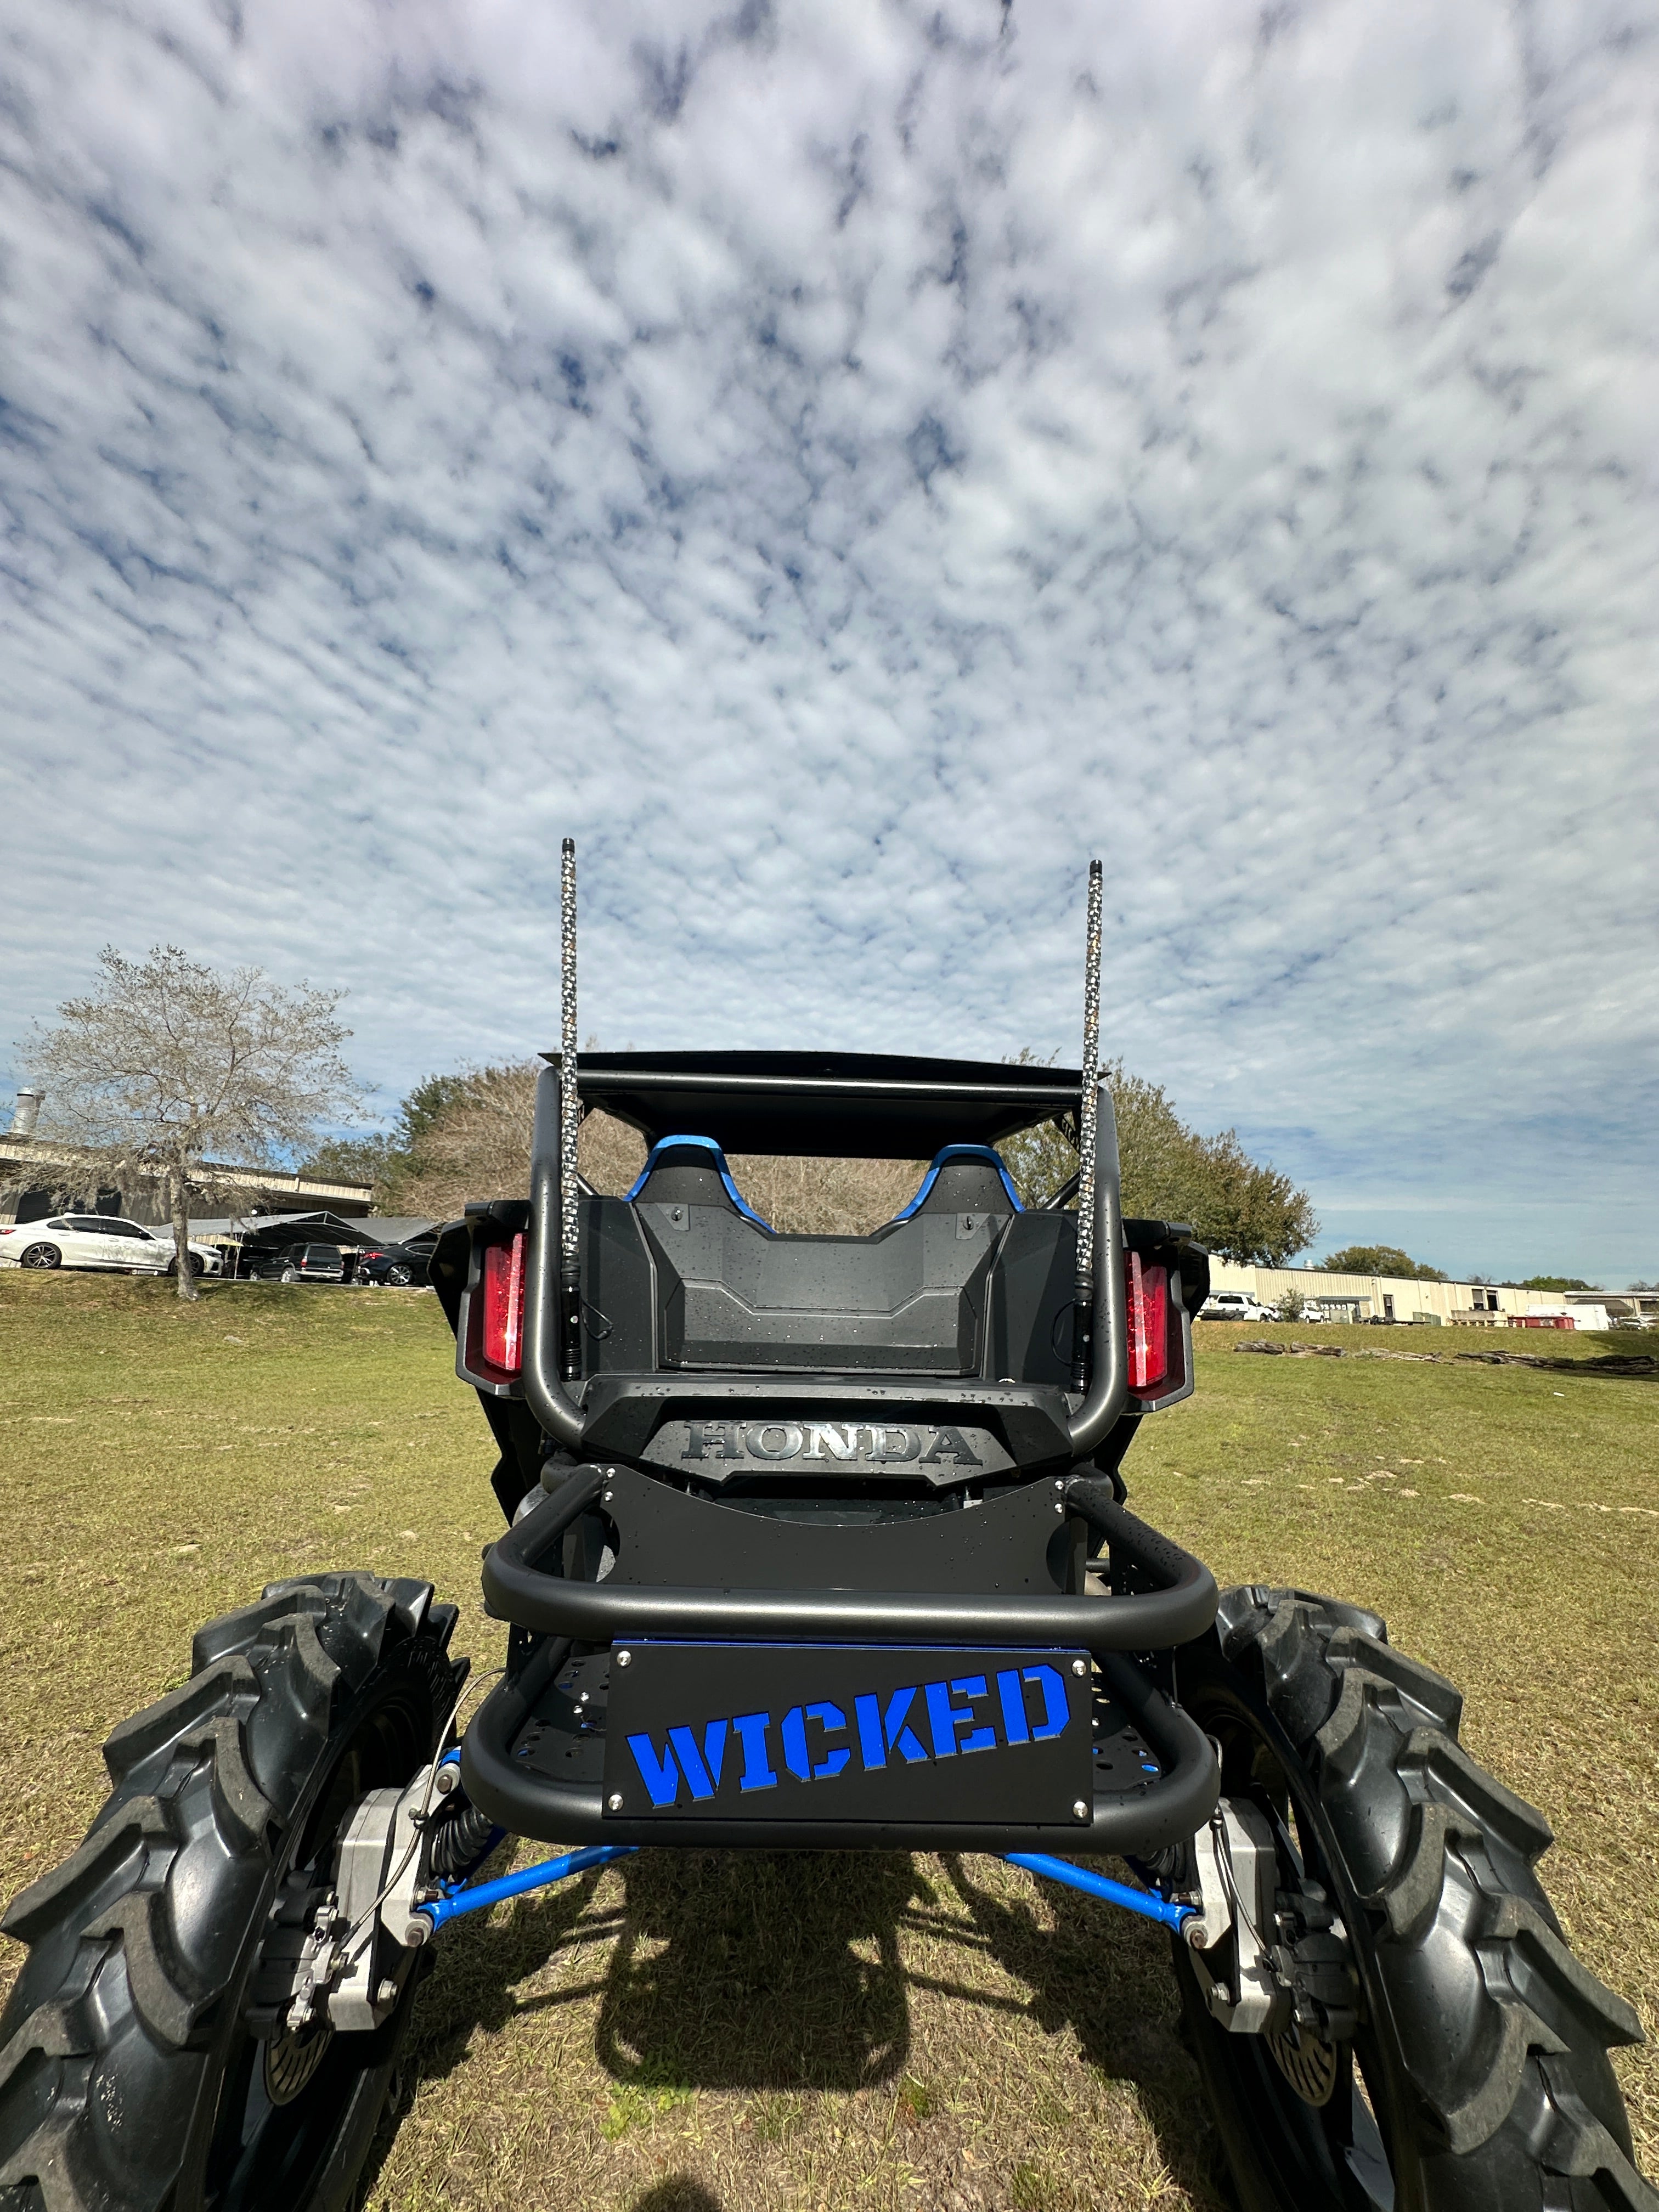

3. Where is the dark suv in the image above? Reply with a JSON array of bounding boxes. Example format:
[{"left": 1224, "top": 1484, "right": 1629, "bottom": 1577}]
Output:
[{"left": 247, "top": 1241, "right": 347, "bottom": 1283}]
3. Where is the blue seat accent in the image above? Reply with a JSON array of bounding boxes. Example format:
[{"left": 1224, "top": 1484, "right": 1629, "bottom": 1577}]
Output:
[
  {"left": 624, "top": 1133, "right": 773, "bottom": 1231},
  {"left": 889, "top": 1144, "right": 1024, "bottom": 1223}
]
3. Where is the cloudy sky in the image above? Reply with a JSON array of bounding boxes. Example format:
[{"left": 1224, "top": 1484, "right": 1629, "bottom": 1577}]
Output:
[{"left": 2, "top": 0, "right": 1655, "bottom": 1282}]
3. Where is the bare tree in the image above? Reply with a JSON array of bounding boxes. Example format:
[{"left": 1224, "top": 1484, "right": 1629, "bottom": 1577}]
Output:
[
  {"left": 393, "top": 1062, "right": 546, "bottom": 1219},
  {"left": 24, "top": 946, "right": 360, "bottom": 1302},
  {"left": 392, "top": 1060, "right": 924, "bottom": 1233}
]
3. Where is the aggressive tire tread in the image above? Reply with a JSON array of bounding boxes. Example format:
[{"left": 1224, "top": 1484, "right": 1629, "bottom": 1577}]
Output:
[
  {"left": 77, "top": 1888, "right": 215, "bottom": 2049},
  {"left": 0, "top": 1572, "right": 459, "bottom": 2212},
  {"left": 1534, "top": 2057, "right": 1658, "bottom": 2210},
  {"left": 1323, "top": 1626, "right": 1464, "bottom": 1735},
  {"left": 2, "top": 1802, "right": 175, "bottom": 1948},
  {"left": 1205, "top": 1584, "right": 1656, "bottom": 2209},
  {"left": 101, "top": 1657, "right": 258, "bottom": 1785},
  {"left": 1396, "top": 1724, "right": 1556, "bottom": 1864}
]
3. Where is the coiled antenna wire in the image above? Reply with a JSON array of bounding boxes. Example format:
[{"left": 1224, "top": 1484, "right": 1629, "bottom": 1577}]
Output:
[{"left": 1071, "top": 858, "right": 1103, "bottom": 1392}]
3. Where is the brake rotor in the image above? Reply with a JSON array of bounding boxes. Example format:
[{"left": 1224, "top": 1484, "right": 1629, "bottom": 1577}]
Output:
[
  {"left": 1267, "top": 2018, "right": 1341, "bottom": 2107},
  {"left": 263, "top": 2017, "right": 335, "bottom": 2106}
]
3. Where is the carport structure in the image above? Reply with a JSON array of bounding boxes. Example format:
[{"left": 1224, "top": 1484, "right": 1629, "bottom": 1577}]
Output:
[{"left": 189, "top": 1213, "right": 442, "bottom": 1277}]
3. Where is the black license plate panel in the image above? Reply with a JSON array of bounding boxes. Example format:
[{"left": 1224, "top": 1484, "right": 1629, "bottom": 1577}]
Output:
[{"left": 601, "top": 1641, "right": 1092, "bottom": 1824}]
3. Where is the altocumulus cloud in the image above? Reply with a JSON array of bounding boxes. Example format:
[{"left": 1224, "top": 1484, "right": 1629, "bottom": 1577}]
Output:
[{"left": 1, "top": 0, "right": 1655, "bottom": 1279}]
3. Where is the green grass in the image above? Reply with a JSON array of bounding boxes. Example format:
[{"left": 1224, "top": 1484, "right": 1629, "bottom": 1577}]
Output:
[{"left": 1, "top": 1283, "right": 1654, "bottom": 2210}]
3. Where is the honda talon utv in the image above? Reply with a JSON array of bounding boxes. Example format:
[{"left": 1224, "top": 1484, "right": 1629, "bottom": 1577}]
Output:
[{"left": 2, "top": 853, "right": 1652, "bottom": 2212}]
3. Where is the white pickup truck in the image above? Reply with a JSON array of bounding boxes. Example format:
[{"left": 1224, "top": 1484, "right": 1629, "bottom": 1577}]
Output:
[{"left": 1199, "top": 1288, "right": 1269, "bottom": 1323}]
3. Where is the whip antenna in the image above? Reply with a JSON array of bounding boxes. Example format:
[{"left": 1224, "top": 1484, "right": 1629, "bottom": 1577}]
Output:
[
  {"left": 1071, "top": 857, "right": 1103, "bottom": 1392},
  {"left": 559, "top": 837, "right": 582, "bottom": 1381}
]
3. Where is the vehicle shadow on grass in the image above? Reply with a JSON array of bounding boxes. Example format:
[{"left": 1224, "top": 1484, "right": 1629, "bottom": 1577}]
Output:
[
  {"left": 364, "top": 1846, "right": 1223, "bottom": 2207},
  {"left": 938, "top": 1853, "right": 1226, "bottom": 2207}
]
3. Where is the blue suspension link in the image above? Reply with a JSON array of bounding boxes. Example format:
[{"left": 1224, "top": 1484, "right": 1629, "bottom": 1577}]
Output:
[
  {"left": 412, "top": 1839, "right": 1187, "bottom": 1938},
  {"left": 418, "top": 1844, "right": 637, "bottom": 1933},
  {"left": 1004, "top": 1853, "right": 1195, "bottom": 1933}
]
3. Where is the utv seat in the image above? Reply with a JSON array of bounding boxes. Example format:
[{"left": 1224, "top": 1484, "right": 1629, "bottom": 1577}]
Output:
[
  {"left": 886, "top": 1143, "right": 1024, "bottom": 1225},
  {"left": 620, "top": 1137, "right": 1018, "bottom": 1374},
  {"left": 624, "top": 1133, "right": 772, "bottom": 1228}
]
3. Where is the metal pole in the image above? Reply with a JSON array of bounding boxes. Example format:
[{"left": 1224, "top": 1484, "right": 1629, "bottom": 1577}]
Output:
[
  {"left": 1071, "top": 858, "right": 1103, "bottom": 1393},
  {"left": 559, "top": 839, "right": 582, "bottom": 1382}
]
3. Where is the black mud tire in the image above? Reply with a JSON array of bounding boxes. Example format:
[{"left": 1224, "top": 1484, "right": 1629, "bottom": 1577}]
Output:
[
  {"left": 18, "top": 1246, "right": 59, "bottom": 1271},
  {"left": 1175, "top": 1585, "right": 1655, "bottom": 2212},
  {"left": 0, "top": 1573, "right": 467, "bottom": 2212}
]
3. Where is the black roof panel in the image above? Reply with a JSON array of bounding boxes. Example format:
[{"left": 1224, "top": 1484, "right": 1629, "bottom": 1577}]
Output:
[{"left": 564, "top": 1051, "right": 1080, "bottom": 1159}]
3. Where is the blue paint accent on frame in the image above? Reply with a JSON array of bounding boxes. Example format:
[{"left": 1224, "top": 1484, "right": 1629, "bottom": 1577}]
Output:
[
  {"left": 421, "top": 1844, "right": 637, "bottom": 1932},
  {"left": 419, "top": 1844, "right": 1190, "bottom": 1940}
]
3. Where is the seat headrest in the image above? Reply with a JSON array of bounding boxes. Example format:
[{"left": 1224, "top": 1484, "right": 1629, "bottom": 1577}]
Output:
[
  {"left": 890, "top": 1144, "right": 1024, "bottom": 1223},
  {"left": 624, "top": 1134, "right": 772, "bottom": 1229}
]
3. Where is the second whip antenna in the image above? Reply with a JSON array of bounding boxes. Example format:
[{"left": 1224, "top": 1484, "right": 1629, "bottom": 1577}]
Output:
[
  {"left": 559, "top": 838, "right": 582, "bottom": 1381},
  {"left": 1071, "top": 858, "right": 1103, "bottom": 1393}
]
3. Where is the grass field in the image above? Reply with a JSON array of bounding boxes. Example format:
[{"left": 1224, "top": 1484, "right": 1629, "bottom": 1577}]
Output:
[{"left": 1, "top": 1275, "right": 1654, "bottom": 2210}]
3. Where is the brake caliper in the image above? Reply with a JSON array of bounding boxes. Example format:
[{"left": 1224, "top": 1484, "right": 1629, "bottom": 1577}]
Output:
[
  {"left": 1176, "top": 1798, "right": 1365, "bottom": 2103},
  {"left": 1181, "top": 1798, "right": 1282, "bottom": 2034},
  {"left": 246, "top": 1760, "right": 469, "bottom": 2038}
]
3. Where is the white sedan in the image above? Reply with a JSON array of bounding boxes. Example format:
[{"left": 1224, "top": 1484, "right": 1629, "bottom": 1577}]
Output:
[{"left": 0, "top": 1214, "right": 223, "bottom": 1276}]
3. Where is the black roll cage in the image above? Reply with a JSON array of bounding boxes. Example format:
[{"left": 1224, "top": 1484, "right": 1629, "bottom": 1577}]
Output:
[{"left": 519, "top": 1061, "right": 1131, "bottom": 1460}]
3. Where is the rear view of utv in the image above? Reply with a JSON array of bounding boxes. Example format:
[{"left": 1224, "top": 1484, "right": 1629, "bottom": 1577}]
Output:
[{"left": 3, "top": 854, "right": 1653, "bottom": 2212}]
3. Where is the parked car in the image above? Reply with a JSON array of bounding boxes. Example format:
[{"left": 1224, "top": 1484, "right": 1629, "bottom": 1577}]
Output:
[
  {"left": 1198, "top": 1289, "right": 1267, "bottom": 1322},
  {"left": 246, "top": 1242, "right": 347, "bottom": 1283},
  {"left": 357, "top": 1239, "right": 433, "bottom": 1287},
  {"left": 0, "top": 1215, "right": 222, "bottom": 1276}
]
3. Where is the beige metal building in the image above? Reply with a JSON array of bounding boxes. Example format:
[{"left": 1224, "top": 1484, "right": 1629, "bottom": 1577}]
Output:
[
  {"left": 1205, "top": 1260, "right": 1649, "bottom": 1330},
  {"left": 0, "top": 1132, "right": 373, "bottom": 1230}
]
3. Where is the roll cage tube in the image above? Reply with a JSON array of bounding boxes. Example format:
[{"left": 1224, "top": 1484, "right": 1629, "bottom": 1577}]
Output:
[
  {"left": 524, "top": 1062, "right": 585, "bottom": 1450},
  {"left": 523, "top": 1062, "right": 1127, "bottom": 1455},
  {"left": 480, "top": 1466, "right": 1218, "bottom": 1654},
  {"left": 1065, "top": 1080, "right": 1127, "bottom": 1457}
]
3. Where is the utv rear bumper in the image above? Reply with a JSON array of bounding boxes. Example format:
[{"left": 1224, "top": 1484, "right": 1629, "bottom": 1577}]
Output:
[{"left": 461, "top": 1469, "right": 1222, "bottom": 1854}]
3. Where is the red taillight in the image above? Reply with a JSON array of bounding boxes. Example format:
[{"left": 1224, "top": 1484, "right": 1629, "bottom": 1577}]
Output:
[
  {"left": 1126, "top": 1252, "right": 1169, "bottom": 1395},
  {"left": 481, "top": 1235, "right": 526, "bottom": 1374}
]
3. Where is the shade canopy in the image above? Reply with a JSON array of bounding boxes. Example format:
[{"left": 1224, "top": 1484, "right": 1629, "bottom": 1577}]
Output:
[
  {"left": 230, "top": 1211, "right": 432, "bottom": 1251},
  {"left": 562, "top": 1051, "right": 1081, "bottom": 1160}
]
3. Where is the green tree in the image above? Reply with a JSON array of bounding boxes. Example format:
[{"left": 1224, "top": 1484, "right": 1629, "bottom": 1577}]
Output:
[
  {"left": 335, "top": 1069, "right": 510, "bottom": 1211},
  {"left": 1519, "top": 1275, "right": 1599, "bottom": 1293},
  {"left": 1322, "top": 1245, "right": 1448, "bottom": 1282},
  {"left": 394, "top": 1073, "right": 477, "bottom": 1156},
  {"left": 1001, "top": 1058, "right": 1319, "bottom": 1267}
]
